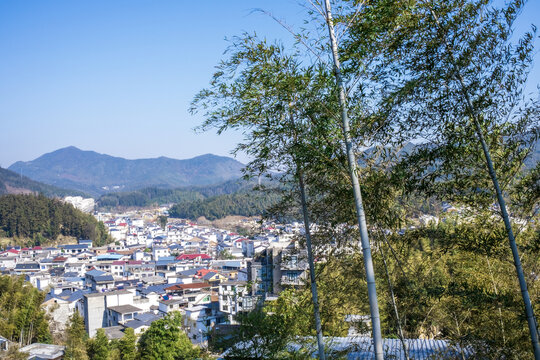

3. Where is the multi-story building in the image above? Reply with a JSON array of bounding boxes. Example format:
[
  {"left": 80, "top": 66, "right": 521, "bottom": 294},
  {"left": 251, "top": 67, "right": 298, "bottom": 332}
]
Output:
[
  {"left": 218, "top": 281, "right": 256, "bottom": 323},
  {"left": 83, "top": 290, "right": 134, "bottom": 337},
  {"left": 247, "top": 241, "right": 308, "bottom": 296}
]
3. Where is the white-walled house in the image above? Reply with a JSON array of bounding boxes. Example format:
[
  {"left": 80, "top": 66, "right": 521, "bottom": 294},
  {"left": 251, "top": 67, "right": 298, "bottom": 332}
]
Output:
[{"left": 218, "top": 281, "right": 255, "bottom": 323}]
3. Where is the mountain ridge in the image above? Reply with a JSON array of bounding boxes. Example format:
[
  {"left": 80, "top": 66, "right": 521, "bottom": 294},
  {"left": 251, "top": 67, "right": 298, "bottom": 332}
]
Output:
[
  {"left": 9, "top": 147, "right": 245, "bottom": 196},
  {"left": 0, "top": 167, "right": 88, "bottom": 198}
]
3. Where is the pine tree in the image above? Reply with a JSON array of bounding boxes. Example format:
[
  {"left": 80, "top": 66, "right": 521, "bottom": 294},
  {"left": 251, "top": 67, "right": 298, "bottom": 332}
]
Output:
[
  {"left": 87, "top": 329, "right": 109, "bottom": 360},
  {"left": 138, "top": 312, "right": 198, "bottom": 360},
  {"left": 64, "top": 312, "right": 88, "bottom": 360},
  {"left": 117, "top": 328, "right": 137, "bottom": 360}
]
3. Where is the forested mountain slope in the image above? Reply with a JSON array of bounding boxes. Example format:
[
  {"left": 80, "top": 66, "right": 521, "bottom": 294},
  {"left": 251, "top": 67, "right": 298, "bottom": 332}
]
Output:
[
  {"left": 9, "top": 147, "right": 245, "bottom": 196},
  {"left": 0, "top": 194, "right": 110, "bottom": 246}
]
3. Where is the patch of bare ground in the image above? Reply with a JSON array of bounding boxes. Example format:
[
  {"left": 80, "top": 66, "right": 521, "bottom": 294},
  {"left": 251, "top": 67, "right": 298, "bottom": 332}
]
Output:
[
  {"left": 209, "top": 216, "right": 262, "bottom": 235},
  {"left": 4, "top": 184, "right": 35, "bottom": 195},
  {"left": 0, "top": 235, "right": 78, "bottom": 248}
]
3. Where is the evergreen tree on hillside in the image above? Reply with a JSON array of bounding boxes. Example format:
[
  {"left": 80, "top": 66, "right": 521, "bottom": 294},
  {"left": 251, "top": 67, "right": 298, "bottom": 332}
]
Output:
[
  {"left": 0, "top": 194, "right": 111, "bottom": 246},
  {"left": 64, "top": 313, "right": 88, "bottom": 360}
]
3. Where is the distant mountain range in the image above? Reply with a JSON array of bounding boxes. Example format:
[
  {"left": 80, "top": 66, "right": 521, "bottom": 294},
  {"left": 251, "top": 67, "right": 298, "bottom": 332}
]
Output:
[
  {"left": 9, "top": 147, "right": 245, "bottom": 196},
  {"left": 0, "top": 167, "right": 87, "bottom": 197}
]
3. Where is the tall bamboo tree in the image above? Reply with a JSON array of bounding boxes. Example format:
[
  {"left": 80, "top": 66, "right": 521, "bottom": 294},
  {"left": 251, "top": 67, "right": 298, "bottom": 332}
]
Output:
[
  {"left": 344, "top": 0, "right": 539, "bottom": 357},
  {"left": 321, "top": 1, "right": 385, "bottom": 358},
  {"left": 192, "top": 35, "right": 343, "bottom": 358}
]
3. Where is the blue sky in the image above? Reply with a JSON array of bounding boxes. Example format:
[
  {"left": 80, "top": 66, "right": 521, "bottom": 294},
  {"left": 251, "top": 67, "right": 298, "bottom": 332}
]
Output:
[{"left": 0, "top": 1, "right": 538, "bottom": 168}]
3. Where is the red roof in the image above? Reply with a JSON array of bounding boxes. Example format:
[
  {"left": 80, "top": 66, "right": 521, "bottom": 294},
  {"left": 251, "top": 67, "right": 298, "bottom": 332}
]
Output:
[
  {"left": 53, "top": 256, "right": 67, "bottom": 262},
  {"left": 33, "top": 246, "right": 43, "bottom": 250},
  {"left": 176, "top": 254, "right": 211, "bottom": 261},
  {"left": 118, "top": 223, "right": 128, "bottom": 227},
  {"left": 22, "top": 247, "right": 29, "bottom": 251},
  {"left": 112, "top": 261, "right": 126, "bottom": 265},
  {"left": 196, "top": 269, "right": 215, "bottom": 277},
  {"left": 7, "top": 249, "right": 19, "bottom": 254}
]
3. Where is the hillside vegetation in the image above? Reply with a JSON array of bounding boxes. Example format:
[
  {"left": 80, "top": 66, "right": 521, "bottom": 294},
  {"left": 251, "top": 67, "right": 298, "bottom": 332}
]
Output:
[
  {"left": 96, "top": 178, "right": 252, "bottom": 209},
  {"left": 0, "top": 275, "right": 51, "bottom": 346},
  {"left": 169, "top": 190, "right": 281, "bottom": 220},
  {"left": 0, "top": 194, "right": 111, "bottom": 247}
]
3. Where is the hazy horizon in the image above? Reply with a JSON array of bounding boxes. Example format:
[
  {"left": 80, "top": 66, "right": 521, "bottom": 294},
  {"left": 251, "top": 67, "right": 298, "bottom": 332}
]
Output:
[
  {"left": 0, "top": 0, "right": 305, "bottom": 168},
  {"left": 1, "top": 1, "right": 538, "bottom": 168}
]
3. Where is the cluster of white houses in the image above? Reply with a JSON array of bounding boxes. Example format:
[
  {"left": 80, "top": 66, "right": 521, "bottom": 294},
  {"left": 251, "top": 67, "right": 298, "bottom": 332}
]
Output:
[{"left": 0, "top": 215, "right": 309, "bottom": 348}]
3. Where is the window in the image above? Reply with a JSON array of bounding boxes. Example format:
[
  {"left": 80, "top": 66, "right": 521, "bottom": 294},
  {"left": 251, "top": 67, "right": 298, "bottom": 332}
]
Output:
[
  {"left": 285, "top": 271, "right": 299, "bottom": 282},
  {"left": 290, "top": 255, "right": 298, "bottom": 267}
]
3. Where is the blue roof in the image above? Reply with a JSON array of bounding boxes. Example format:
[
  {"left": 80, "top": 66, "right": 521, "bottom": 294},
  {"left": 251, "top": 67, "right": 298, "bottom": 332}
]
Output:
[
  {"left": 291, "top": 337, "right": 470, "bottom": 359},
  {"left": 177, "top": 267, "right": 204, "bottom": 276},
  {"left": 15, "top": 263, "right": 40, "bottom": 270},
  {"left": 156, "top": 259, "right": 176, "bottom": 266},
  {"left": 67, "top": 289, "right": 90, "bottom": 302},
  {"left": 62, "top": 244, "right": 89, "bottom": 250},
  {"left": 86, "top": 269, "right": 106, "bottom": 277},
  {"left": 94, "top": 275, "right": 114, "bottom": 283},
  {"left": 44, "top": 289, "right": 90, "bottom": 303},
  {"left": 124, "top": 319, "right": 146, "bottom": 329},
  {"left": 139, "top": 282, "right": 183, "bottom": 295},
  {"left": 203, "top": 272, "right": 219, "bottom": 280},
  {"left": 123, "top": 313, "right": 164, "bottom": 329},
  {"left": 135, "top": 312, "right": 161, "bottom": 323},
  {"left": 221, "top": 337, "right": 470, "bottom": 360},
  {"left": 140, "top": 284, "right": 170, "bottom": 295},
  {"left": 97, "top": 254, "right": 123, "bottom": 261}
]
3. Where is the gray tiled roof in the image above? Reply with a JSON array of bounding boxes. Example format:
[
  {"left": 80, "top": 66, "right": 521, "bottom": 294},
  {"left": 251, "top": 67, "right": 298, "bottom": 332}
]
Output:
[{"left": 108, "top": 304, "right": 141, "bottom": 314}]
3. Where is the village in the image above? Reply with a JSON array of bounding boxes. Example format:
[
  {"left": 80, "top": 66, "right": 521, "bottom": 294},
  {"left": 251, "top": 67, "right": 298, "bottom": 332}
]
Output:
[{"left": 0, "top": 209, "right": 313, "bottom": 358}]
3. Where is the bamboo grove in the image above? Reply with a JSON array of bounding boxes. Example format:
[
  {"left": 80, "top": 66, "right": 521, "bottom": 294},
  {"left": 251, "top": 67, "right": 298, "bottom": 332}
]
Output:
[{"left": 195, "top": 0, "right": 540, "bottom": 358}]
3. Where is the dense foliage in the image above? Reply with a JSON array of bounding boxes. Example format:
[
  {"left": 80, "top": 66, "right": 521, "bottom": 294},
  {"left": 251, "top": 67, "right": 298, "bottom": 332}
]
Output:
[
  {"left": 65, "top": 312, "right": 88, "bottom": 360},
  {"left": 168, "top": 191, "right": 281, "bottom": 221},
  {"left": 194, "top": 0, "right": 540, "bottom": 357},
  {"left": 218, "top": 218, "right": 537, "bottom": 358},
  {"left": 86, "top": 329, "right": 109, "bottom": 360},
  {"left": 97, "top": 187, "right": 204, "bottom": 208},
  {"left": 0, "top": 275, "right": 51, "bottom": 345},
  {"left": 138, "top": 312, "right": 199, "bottom": 360},
  {"left": 62, "top": 312, "right": 203, "bottom": 360},
  {"left": 96, "top": 179, "right": 265, "bottom": 209},
  {"left": 0, "top": 194, "right": 111, "bottom": 247}
]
